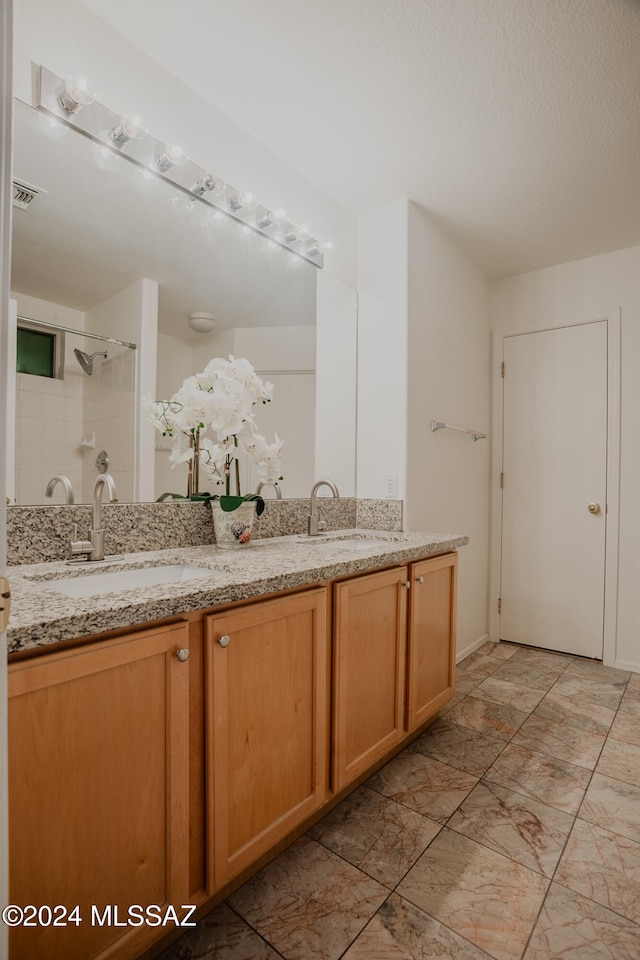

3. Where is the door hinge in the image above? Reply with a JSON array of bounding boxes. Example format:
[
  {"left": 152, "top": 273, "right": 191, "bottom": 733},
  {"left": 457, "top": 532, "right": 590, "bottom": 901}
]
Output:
[
  {"left": 500, "top": 472, "right": 504, "bottom": 488},
  {"left": 501, "top": 361, "right": 505, "bottom": 378},
  {"left": 498, "top": 598, "right": 502, "bottom": 614}
]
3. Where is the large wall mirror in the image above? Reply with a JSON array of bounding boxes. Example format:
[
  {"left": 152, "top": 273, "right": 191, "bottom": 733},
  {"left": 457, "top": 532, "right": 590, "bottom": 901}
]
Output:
[{"left": 8, "top": 98, "right": 357, "bottom": 505}]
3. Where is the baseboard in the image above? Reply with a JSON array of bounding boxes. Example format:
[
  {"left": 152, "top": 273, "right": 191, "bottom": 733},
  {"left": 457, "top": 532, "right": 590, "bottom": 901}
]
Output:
[
  {"left": 456, "top": 633, "right": 489, "bottom": 664},
  {"left": 613, "top": 658, "right": 640, "bottom": 675}
]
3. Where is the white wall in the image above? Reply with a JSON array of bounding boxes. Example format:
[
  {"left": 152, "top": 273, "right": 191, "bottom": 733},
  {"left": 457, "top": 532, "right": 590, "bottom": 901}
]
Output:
[
  {"left": 406, "top": 203, "right": 491, "bottom": 656},
  {"left": 12, "top": 0, "right": 357, "bottom": 285},
  {"left": 356, "top": 200, "right": 409, "bottom": 501},
  {"left": 491, "top": 245, "right": 640, "bottom": 671},
  {"left": 315, "top": 271, "right": 357, "bottom": 496},
  {"left": 356, "top": 200, "right": 491, "bottom": 657}
]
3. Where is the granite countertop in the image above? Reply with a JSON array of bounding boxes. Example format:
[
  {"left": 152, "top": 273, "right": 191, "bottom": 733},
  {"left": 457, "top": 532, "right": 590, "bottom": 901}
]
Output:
[{"left": 6, "top": 529, "right": 468, "bottom": 655}]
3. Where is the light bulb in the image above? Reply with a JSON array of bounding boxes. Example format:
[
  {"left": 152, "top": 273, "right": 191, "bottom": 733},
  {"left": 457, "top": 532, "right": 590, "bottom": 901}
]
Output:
[
  {"left": 156, "top": 144, "right": 186, "bottom": 172},
  {"left": 57, "top": 75, "right": 96, "bottom": 115},
  {"left": 228, "top": 190, "right": 256, "bottom": 212},
  {"left": 272, "top": 206, "right": 288, "bottom": 224},
  {"left": 284, "top": 228, "right": 298, "bottom": 244},
  {"left": 110, "top": 115, "right": 146, "bottom": 147},
  {"left": 257, "top": 210, "right": 275, "bottom": 229},
  {"left": 191, "top": 174, "right": 217, "bottom": 196}
]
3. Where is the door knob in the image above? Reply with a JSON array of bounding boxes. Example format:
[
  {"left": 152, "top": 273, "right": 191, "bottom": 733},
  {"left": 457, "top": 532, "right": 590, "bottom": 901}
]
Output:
[
  {"left": 587, "top": 502, "right": 602, "bottom": 515},
  {"left": 217, "top": 635, "right": 231, "bottom": 648},
  {"left": 176, "top": 648, "right": 190, "bottom": 662}
]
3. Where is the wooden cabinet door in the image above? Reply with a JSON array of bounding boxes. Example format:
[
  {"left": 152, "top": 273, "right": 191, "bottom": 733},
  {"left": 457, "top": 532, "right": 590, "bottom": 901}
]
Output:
[
  {"left": 8, "top": 622, "right": 190, "bottom": 960},
  {"left": 406, "top": 552, "right": 457, "bottom": 732},
  {"left": 205, "top": 588, "right": 328, "bottom": 890},
  {"left": 333, "top": 566, "right": 408, "bottom": 792}
]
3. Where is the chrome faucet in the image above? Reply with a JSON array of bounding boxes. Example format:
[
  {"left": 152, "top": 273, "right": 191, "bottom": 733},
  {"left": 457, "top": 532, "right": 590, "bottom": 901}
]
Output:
[
  {"left": 307, "top": 479, "right": 339, "bottom": 536},
  {"left": 45, "top": 474, "right": 75, "bottom": 504},
  {"left": 69, "top": 473, "right": 118, "bottom": 562},
  {"left": 255, "top": 481, "right": 282, "bottom": 500}
]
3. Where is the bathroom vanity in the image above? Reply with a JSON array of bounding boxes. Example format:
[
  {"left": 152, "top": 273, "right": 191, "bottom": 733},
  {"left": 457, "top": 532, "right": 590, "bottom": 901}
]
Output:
[{"left": 6, "top": 529, "right": 465, "bottom": 960}]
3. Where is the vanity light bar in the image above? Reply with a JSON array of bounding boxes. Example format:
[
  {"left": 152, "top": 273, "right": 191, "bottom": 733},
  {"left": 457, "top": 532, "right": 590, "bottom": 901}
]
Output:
[{"left": 37, "top": 66, "right": 327, "bottom": 268}]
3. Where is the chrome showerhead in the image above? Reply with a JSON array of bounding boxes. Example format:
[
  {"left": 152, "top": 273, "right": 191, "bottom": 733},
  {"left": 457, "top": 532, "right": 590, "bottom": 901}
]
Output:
[{"left": 74, "top": 348, "right": 107, "bottom": 375}]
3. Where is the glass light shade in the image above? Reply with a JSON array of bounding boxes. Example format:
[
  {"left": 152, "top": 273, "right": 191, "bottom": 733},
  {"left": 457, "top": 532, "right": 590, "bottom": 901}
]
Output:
[
  {"left": 188, "top": 312, "right": 216, "bottom": 334},
  {"left": 110, "top": 115, "right": 146, "bottom": 146},
  {"left": 57, "top": 76, "right": 96, "bottom": 115}
]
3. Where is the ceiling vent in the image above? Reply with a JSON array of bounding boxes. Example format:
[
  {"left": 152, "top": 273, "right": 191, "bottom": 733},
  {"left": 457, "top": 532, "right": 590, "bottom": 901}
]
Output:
[{"left": 12, "top": 178, "right": 46, "bottom": 210}]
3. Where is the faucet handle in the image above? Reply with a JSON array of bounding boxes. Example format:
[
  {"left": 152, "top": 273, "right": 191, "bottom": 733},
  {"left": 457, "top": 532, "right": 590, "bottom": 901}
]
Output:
[{"left": 69, "top": 523, "right": 93, "bottom": 560}]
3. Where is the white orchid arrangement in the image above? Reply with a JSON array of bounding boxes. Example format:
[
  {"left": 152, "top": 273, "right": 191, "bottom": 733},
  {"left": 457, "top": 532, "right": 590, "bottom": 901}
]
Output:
[{"left": 145, "top": 356, "right": 284, "bottom": 508}]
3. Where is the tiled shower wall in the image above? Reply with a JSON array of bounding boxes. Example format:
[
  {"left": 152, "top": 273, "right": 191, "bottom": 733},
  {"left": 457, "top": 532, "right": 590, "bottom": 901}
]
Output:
[
  {"left": 80, "top": 348, "right": 136, "bottom": 503},
  {"left": 15, "top": 346, "right": 136, "bottom": 506}
]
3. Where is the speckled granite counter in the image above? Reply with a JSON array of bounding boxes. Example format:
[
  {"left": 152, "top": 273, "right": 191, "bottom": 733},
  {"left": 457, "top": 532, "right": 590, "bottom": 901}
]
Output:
[{"left": 7, "top": 529, "right": 468, "bottom": 655}]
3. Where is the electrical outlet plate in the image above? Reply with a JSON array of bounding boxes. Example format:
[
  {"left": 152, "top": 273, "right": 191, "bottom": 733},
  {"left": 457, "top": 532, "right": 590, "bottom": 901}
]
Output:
[{"left": 383, "top": 474, "right": 397, "bottom": 498}]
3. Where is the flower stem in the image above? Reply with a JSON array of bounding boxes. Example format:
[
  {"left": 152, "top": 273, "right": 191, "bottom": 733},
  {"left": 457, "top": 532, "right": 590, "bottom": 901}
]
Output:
[{"left": 233, "top": 435, "right": 241, "bottom": 496}]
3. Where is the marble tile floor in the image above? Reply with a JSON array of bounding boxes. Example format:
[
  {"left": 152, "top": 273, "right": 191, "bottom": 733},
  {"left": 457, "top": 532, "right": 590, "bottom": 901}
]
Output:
[{"left": 158, "top": 641, "right": 640, "bottom": 960}]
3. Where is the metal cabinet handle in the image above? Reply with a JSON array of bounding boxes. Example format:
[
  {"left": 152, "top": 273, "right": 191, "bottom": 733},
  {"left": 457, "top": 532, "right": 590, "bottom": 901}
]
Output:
[
  {"left": 217, "top": 635, "right": 231, "bottom": 648},
  {"left": 176, "top": 648, "right": 190, "bottom": 662},
  {"left": 401, "top": 581, "right": 411, "bottom": 589},
  {"left": 588, "top": 502, "right": 602, "bottom": 515},
  {"left": 416, "top": 575, "right": 425, "bottom": 583}
]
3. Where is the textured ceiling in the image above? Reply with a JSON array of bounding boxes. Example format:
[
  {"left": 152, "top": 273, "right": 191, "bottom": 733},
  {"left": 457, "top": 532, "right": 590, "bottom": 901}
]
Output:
[{"left": 80, "top": 0, "right": 640, "bottom": 278}]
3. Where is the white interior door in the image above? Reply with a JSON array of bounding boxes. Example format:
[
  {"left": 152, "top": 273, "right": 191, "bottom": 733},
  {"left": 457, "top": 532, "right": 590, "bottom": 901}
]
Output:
[{"left": 500, "top": 321, "right": 608, "bottom": 657}]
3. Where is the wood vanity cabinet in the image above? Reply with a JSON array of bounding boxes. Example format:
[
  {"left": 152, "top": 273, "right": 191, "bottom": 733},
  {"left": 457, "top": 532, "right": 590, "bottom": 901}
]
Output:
[
  {"left": 406, "top": 552, "right": 458, "bottom": 731},
  {"left": 5, "top": 550, "right": 456, "bottom": 959},
  {"left": 332, "top": 553, "right": 457, "bottom": 791},
  {"left": 204, "top": 587, "right": 328, "bottom": 890},
  {"left": 7, "top": 621, "right": 191, "bottom": 960},
  {"left": 332, "top": 566, "right": 409, "bottom": 791}
]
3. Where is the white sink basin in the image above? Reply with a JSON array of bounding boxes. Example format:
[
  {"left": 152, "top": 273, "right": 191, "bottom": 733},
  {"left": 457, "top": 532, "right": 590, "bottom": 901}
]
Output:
[{"left": 42, "top": 564, "right": 214, "bottom": 598}]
